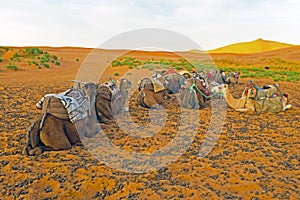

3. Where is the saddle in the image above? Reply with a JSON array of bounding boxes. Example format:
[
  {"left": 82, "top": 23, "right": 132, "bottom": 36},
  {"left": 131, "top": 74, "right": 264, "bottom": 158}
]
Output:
[
  {"left": 151, "top": 78, "right": 165, "bottom": 92},
  {"left": 37, "top": 88, "right": 90, "bottom": 123},
  {"left": 138, "top": 77, "right": 165, "bottom": 93},
  {"left": 244, "top": 82, "right": 286, "bottom": 113},
  {"left": 253, "top": 84, "right": 282, "bottom": 100}
]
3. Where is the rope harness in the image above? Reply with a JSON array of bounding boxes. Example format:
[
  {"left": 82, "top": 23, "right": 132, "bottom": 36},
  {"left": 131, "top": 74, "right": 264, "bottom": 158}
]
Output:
[{"left": 189, "top": 78, "right": 223, "bottom": 98}]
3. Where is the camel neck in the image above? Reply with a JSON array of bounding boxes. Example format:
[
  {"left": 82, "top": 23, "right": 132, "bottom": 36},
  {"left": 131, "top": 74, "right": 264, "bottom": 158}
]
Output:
[
  {"left": 88, "top": 94, "right": 97, "bottom": 116},
  {"left": 224, "top": 88, "right": 246, "bottom": 109}
]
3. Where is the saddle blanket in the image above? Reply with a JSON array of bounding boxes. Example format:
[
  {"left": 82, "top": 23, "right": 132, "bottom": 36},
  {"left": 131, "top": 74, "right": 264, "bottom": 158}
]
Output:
[
  {"left": 151, "top": 78, "right": 165, "bottom": 93},
  {"left": 37, "top": 89, "right": 90, "bottom": 123}
]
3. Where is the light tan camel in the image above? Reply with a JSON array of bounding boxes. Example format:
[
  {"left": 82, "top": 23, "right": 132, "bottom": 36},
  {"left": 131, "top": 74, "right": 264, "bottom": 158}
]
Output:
[{"left": 212, "top": 84, "right": 292, "bottom": 112}]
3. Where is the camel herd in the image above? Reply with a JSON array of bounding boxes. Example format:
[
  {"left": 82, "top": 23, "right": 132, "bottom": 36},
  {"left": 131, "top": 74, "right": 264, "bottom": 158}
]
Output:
[{"left": 23, "top": 69, "right": 292, "bottom": 155}]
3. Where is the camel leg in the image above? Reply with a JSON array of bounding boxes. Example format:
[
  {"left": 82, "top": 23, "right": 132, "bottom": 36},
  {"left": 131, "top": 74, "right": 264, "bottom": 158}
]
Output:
[
  {"left": 282, "top": 96, "right": 292, "bottom": 111},
  {"left": 28, "top": 146, "right": 54, "bottom": 156},
  {"left": 22, "top": 145, "right": 32, "bottom": 156},
  {"left": 163, "top": 89, "right": 171, "bottom": 99},
  {"left": 283, "top": 104, "right": 292, "bottom": 111},
  {"left": 235, "top": 108, "right": 253, "bottom": 112},
  {"left": 23, "top": 115, "right": 43, "bottom": 155},
  {"left": 144, "top": 95, "right": 159, "bottom": 108}
]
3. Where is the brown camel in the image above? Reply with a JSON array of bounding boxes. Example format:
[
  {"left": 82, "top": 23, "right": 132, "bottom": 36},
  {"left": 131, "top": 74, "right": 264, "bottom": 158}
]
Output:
[
  {"left": 226, "top": 72, "right": 240, "bottom": 90},
  {"left": 164, "top": 72, "right": 185, "bottom": 94},
  {"left": 136, "top": 77, "right": 169, "bottom": 108},
  {"left": 179, "top": 78, "right": 207, "bottom": 109},
  {"left": 227, "top": 72, "right": 240, "bottom": 84},
  {"left": 23, "top": 83, "right": 99, "bottom": 156},
  {"left": 212, "top": 84, "right": 292, "bottom": 112},
  {"left": 95, "top": 78, "right": 132, "bottom": 123}
]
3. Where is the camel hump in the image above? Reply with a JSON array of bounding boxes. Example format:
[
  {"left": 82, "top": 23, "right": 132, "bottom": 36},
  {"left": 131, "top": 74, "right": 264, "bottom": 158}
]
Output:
[
  {"left": 98, "top": 81, "right": 121, "bottom": 101},
  {"left": 43, "top": 97, "right": 70, "bottom": 120},
  {"left": 38, "top": 88, "right": 90, "bottom": 122}
]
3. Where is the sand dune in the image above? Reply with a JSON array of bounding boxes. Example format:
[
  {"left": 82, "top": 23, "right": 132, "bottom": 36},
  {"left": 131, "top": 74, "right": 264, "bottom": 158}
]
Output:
[{"left": 208, "top": 38, "right": 294, "bottom": 54}]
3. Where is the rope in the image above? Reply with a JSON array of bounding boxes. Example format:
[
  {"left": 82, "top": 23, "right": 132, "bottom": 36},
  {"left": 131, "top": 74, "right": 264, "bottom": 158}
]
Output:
[{"left": 190, "top": 80, "right": 223, "bottom": 98}]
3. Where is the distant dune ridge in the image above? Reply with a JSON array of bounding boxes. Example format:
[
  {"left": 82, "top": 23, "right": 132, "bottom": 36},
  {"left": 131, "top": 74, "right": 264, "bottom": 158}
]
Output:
[{"left": 208, "top": 38, "right": 294, "bottom": 54}]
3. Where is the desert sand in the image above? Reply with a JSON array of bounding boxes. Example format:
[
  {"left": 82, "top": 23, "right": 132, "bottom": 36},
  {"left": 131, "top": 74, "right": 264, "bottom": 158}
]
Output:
[{"left": 0, "top": 47, "right": 299, "bottom": 199}]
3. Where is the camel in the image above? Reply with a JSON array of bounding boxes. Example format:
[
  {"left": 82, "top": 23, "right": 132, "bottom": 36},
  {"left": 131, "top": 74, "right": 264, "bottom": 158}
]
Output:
[
  {"left": 161, "top": 68, "right": 185, "bottom": 94},
  {"left": 95, "top": 78, "right": 132, "bottom": 123},
  {"left": 179, "top": 78, "right": 207, "bottom": 109},
  {"left": 212, "top": 84, "right": 292, "bottom": 112},
  {"left": 226, "top": 72, "right": 240, "bottom": 90},
  {"left": 164, "top": 72, "right": 185, "bottom": 94},
  {"left": 227, "top": 72, "right": 240, "bottom": 85},
  {"left": 136, "top": 77, "right": 169, "bottom": 108},
  {"left": 23, "top": 83, "right": 99, "bottom": 156}
]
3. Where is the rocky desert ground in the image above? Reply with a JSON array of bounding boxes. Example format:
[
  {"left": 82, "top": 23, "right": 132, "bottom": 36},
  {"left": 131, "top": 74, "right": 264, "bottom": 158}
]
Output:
[{"left": 0, "top": 47, "right": 299, "bottom": 199}]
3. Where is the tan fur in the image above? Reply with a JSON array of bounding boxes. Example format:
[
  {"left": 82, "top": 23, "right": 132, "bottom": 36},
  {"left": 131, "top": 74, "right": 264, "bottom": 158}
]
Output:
[{"left": 214, "top": 84, "right": 292, "bottom": 112}]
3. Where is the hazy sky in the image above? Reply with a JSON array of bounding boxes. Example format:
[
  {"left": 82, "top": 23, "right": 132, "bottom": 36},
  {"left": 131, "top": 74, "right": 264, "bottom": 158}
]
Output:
[{"left": 1, "top": 0, "right": 299, "bottom": 50}]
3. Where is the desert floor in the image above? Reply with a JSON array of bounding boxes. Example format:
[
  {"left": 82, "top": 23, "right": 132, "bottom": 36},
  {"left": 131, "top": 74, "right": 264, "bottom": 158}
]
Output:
[{"left": 0, "top": 48, "right": 299, "bottom": 199}]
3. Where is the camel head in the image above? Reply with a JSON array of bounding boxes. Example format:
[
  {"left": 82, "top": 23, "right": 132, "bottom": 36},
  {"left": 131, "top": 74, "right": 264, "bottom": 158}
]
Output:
[
  {"left": 83, "top": 83, "right": 98, "bottom": 98},
  {"left": 119, "top": 78, "right": 132, "bottom": 92},
  {"left": 82, "top": 83, "right": 98, "bottom": 116},
  {"left": 211, "top": 84, "right": 228, "bottom": 95}
]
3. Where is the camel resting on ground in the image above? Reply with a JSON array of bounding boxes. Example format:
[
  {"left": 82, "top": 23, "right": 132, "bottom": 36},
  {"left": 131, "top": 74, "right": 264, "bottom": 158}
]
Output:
[
  {"left": 23, "top": 83, "right": 99, "bottom": 156},
  {"left": 136, "top": 77, "right": 169, "bottom": 109},
  {"left": 211, "top": 84, "right": 292, "bottom": 112},
  {"left": 95, "top": 78, "right": 132, "bottom": 123},
  {"left": 179, "top": 78, "right": 207, "bottom": 109}
]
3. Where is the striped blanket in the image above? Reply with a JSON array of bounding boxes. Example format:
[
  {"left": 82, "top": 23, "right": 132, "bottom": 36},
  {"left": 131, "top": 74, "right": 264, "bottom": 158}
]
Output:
[{"left": 36, "top": 88, "right": 89, "bottom": 123}]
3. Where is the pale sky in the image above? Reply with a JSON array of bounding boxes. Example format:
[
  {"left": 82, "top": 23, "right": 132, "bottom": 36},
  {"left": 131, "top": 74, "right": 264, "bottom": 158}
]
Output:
[{"left": 1, "top": 0, "right": 300, "bottom": 50}]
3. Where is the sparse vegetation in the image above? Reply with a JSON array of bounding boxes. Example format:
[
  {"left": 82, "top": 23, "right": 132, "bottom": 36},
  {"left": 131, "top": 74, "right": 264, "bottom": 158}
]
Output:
[
  {"left": 43, "top": 63, "right": 50, "bottom": 68},
  {"left": 24, "top": 47, "right": 43, "bottom": 57},
  {"left": 215, "top": 57, "right": 300, "bottom": 72},
  {"left": 273, "top": 75, "right": 285, "bottom": 82},
  {"left": 110, "top": 56, "right": 300, "bottom": 82},
  {"left": 6, "top": 63, "right": 20, "bottom": 71},
  {"left": 4, "top": 47, "right": 61, "bottom": 70},
  {"left": 235, "top": 67, "right": 299, "bottom": 82},
  {"left": 111, "top": 56, "right": 215, "bottom": 72},
  {"left": 113, "top": 72, "right": 119, "bottom": 76},
  {"left": 10, "top": 53, "right": 21, "bottom": 62},
  {"left": 76, "top": 58, "right": 79, "bottom": 62}
]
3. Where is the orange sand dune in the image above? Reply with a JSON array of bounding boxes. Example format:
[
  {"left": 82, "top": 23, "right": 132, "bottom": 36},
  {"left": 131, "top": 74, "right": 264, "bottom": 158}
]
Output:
[
  {"left": 208, "top": 38, "right": 294, "bottom": 54},
  {"left": 209, "top": 45, "right": 300, "bottom": 62}
]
